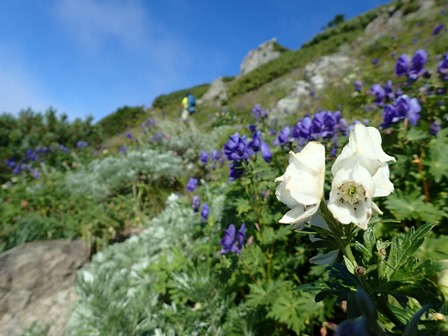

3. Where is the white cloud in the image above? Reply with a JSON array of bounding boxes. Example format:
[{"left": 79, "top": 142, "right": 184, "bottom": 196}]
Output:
[{"left": 54, "top": 0, "right": 148, "bottom": 51}]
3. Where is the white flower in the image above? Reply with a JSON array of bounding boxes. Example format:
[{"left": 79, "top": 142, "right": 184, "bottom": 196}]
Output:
[
  {"left": 332, "top": 123, "right": 395, "bottom": 178},
  {"left": 275, "top": 141, "right": 325, "bottom": 229},
  {"left": 329, "top": 124, "right": 395, "bottom": 229},
  {"left": 328, "top": 161, "right": 376, "bottom": 229}
]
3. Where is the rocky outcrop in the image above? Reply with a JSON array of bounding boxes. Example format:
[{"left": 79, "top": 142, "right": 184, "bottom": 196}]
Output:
[
  {"left": 274, "top": 54, "right": 352, "bottom": 115},
  {"left": 0, "top": 239, "right": 90, "bottom": 336},
  {"left": 199, "top": 77, "right": 228, "bottom": 105},
  {"left": 240, "top": 38, "right": 286, "bottom": 76}
]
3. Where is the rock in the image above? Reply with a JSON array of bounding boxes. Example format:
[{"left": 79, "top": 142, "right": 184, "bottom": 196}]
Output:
[
  {"left": 240, "top": 38, "right": 286, "bottom": 76},
  {"left": 199, "top": 77, "right": 228, "bottom": 105},
  {"left": 0, "top": 239, "right": 90, "bottom": 336},
  {"left": 303, "top": 55, "right": 352, "bottom": 91},
  {"left": 364, "top": 7, "right": 403, "bottom": 37},
  {"left": 273, "top": 54, "right": 352, "bottom": 116},
  {"left": 275, "top": 80, "right": 312, "bottom": 114}
]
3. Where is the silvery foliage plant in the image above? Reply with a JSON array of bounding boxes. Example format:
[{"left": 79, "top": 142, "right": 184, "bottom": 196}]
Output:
[
  {"left": 67, "top": 193, "right": 228, "bottom": 336},
  {"left": 275, "top": 123, "right": 447, "bottom": 335},
  {"left": 65, "top": 148, "right": 184, "bottom": 198}
]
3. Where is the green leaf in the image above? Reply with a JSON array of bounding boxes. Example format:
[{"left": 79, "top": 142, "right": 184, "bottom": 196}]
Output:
[
  {"left": 405, "top": 128, "right": 429, "bottom": 142},
  {"left": 385, "top": 190, "right": 447, "bottom": 223},
  {"left": 236, "top": 198, "right": 252, "bottom": 215},
  {"left": 383, "top": 223, "right": 436, "bottom": 280},
  {"left": 343, "top": 255, "right": 357, "bottom": 274},
  {"left": 426, "top": 129, "right": 448, "bottom": 183}
]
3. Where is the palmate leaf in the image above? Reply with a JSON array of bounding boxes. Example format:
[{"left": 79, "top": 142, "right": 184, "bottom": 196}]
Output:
[
  {"left": 384, "top": 190, "right": 447, "bottom": 223},
  {"left": 383, "top": 222, "right": 436, "bottom": 281},
  {"left": 267, "top": 289, "right": 323, "bottom": 334},
  {"left": 235, "top": 198, "right": 252, "bottom": 215}
]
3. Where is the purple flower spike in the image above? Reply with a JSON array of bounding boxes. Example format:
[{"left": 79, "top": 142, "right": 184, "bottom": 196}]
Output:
[
  {"left": 186, "top": 177, "right": 198, "bottom": 192},
  {"left": 354, "top": 80, "right": 363, "bottom": 92},
  {"left": 223, "top": 133, "right": 250, "bottom": 162}
]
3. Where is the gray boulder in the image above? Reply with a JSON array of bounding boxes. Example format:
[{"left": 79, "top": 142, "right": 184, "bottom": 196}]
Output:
[
  {"left": 0, "top": 239, "right": 90, "bottom": 336},
  {"left": 273, "top": 54, "right": 352, "bottom": 115},
  {"left": 199, "top": 77, "right": 228, "bottom": 105},
  {"left": 240, "top": 38, "right": 286, "bottom": 76}
]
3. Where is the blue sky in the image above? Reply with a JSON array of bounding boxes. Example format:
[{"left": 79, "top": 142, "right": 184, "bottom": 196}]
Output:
[{"left": 0, "top": 0, "right": 392, "bottom": 122}]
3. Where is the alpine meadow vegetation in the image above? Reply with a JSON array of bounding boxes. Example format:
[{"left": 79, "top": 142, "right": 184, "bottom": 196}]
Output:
[{"left": 2, "top": 0, "right": 448, "bottom": 335}]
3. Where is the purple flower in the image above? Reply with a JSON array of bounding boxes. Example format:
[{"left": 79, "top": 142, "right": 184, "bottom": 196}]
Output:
[
  {"left": 192, "top": 195, "right": 201, "bottom": 212},
  {"left": 25, "top": 148, "right": 39, "bottom": 161},
  {"left": 409, "top": 49, "right": 428, "bottom": 81},
  {"left": 220, "top": 223, "right": 246, "bottom": 254},
  {"left": 395, "top": 54, "right": 410, "bottom": 77},
  {"left": 199, "top": 150, "right": 209, "bottom": 164},
  {"left": 251, "top": 104, "right": 268, "bottom": 121},
  {"left": 248, "top": 130, "right": 262, "bottom": 154},
  {"left": 223, "top": 133, "right": 251, "bottom": 162},
  {"left": 228, "top": 162, "right": 245, "bottom": 180},
  {"left": 432, "top": 24, "right": 445, "bottom": 36},
  {"left": 354, "top": 80, "right": 363, "bottom": 92},
  {"left": 381, "top": 105, "right": 397, "bottom": 129},
  {"left": 248, "top": 124, "right": 257, "bottom": 133},
  {"left": 120, "top": 145, "right": 127, "bottom": 154},
  {"left": 5, "top": 159, "right": 16, "bottom": 169},
  {"left": 57, "top": 144, "right": 69, "bottom": 153},
  {"left": 31, "top": 169, "right": 40, "bottom": 179},
  {"left": 292, "top": 116, "right": 312, "bottom": 142},
  {"left": 186, "top": 177, "right": 198, "bottom": 192},
  {"left": 200, "top": 203, "right": 209, "bottom": 221},
  {"left": 273, "top": 126, "right": 290, "bottom": 146},
  {"left": 153, "top": 132, "right": 163, "bottom": 143},
  {"left": 76, "top": 141, "right": 88, "bottom": 148},
  {"left": 125, "top": 132, "right": 133, "bottom": 139},
  {"left": 438, "top": 54, "right": 448, "bottom": 81},
  {"left": 211, "top": 149, "right": 221, "bottom": 161},
  {"left": 261, "top": 142, "right": 272, "bottom": 163},
  {"left": 430, "top": 121, "right": 442, "bottom": 135},
  {"left": 381, "top": 95, "right": 421, "bottom": 128},
  {"left": 371, "top": 58, "right": 380, "bottom": 66},
  {"left": 383, "top": 80, "right": 395, "bottom": 102},
  {"left": 370, "top": 84, "right": 386, "bottom": 105}
]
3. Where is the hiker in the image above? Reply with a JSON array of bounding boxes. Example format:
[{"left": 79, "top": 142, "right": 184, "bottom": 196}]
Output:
[{"left": 181, "top": 93, "right": 196, "bottom": 123}]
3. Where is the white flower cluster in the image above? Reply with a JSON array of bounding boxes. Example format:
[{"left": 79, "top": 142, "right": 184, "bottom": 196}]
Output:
[{"left": 275, "top": 124, "right": 395, "bottom": 230}]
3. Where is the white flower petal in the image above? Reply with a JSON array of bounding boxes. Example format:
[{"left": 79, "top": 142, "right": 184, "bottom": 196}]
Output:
[
  {"left": 372, "top": 164, "right": 394, "bottom": 197},
  {"left": 275, "top": 141, "right": 325, "bottom": 226},
  {"left": 332, "top": 124, "right": 395, "bottom": 177},
  {"left": 279, "top": 203, "right": 319, "bottom": 229}
]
